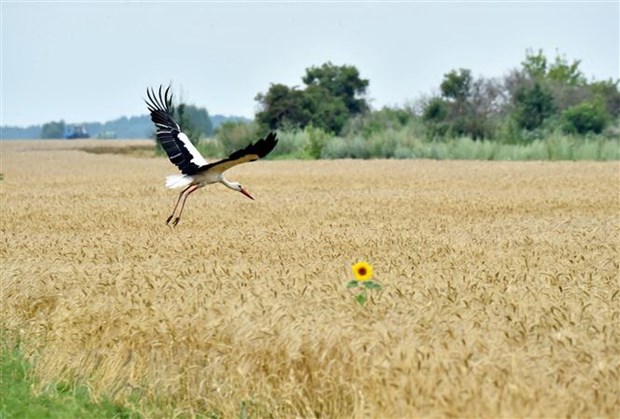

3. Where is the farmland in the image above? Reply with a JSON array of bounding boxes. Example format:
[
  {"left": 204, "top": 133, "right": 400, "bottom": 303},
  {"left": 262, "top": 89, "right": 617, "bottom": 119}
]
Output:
[{"left": 1, "top": 140, "right": 619, "bottom": 417}]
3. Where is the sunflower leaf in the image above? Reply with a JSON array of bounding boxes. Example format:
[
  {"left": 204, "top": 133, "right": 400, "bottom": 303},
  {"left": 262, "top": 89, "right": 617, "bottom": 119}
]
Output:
[
  {"left": 355, "top": 293, "right": 367, "bottom": 305},
  {"left": 364, "top": 281, "right": 382, "bottom": 290},
  {"left": 347, "top": 280, "right": 359, "bottom": 288}
]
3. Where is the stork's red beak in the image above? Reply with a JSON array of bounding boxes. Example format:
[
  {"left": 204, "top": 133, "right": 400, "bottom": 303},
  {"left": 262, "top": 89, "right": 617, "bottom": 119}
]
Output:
[{"left": 240, "top": 188, "right": 254, "bottom": 200}]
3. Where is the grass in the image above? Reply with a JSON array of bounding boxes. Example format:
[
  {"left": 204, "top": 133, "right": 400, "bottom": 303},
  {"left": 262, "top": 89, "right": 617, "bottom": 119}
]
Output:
[
  {"left": 198, "top": 128, "right": 620, "bottom": 161},
  {"left": 0, "top": 343, "right": 137, "bottom": 419},
  {"left": 317, "top": 133, "right": 620, "bottom": 161},
  {"left": 1, "top": 140, "right": 619, "bottom": 417}
]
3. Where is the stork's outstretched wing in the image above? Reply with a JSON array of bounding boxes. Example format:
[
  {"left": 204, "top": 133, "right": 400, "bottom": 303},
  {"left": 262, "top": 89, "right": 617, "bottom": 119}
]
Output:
[
  {"left": 200, "top": 132, "right": 278, "bottom": 175},
  {"left": 145, "top": 85, "right": 208, "bottom": 175}
]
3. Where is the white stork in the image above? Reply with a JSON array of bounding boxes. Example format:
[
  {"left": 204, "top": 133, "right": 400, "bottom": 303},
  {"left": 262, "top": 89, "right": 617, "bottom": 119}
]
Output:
[{"left": 145, "top": 86, "right": 278, "bottom": 226}]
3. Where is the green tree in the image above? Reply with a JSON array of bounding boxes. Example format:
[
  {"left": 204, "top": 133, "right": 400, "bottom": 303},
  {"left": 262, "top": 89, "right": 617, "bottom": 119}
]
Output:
[
  {"left": 422, "top": 97, "right": 450, "bottom": 121},
  {"left": 440, "top": 68, "right": 473, "bottom": 104},
  {"left": 303, "top": 84, "right": 350, "bottom": 134},
  {"left": 439, "top": 68, "right": 473, "bottom": 136},
  {"left": 521, "top": 48, "right": 586, "bottom": 85},
  {"left": 467, "top": 77, "right": 503, "bottom": 139},
  {"left": 547, "top": 56, "right": 586, "bottom": 86},
  {"left": 421, "top": 97, "right": 450, "bottom": 139},
  {"left": 512, "top": 82, "right": 556, "bottom": 131},
  {"left": 589, "top": 79, "right": 620, "bottom": 118},
  {"left": 255, "top": 62, "right": 370, "bottom": 134},
  {"left": 423, "top": 69, "right": 499, "bottom": 140},
  {"left": 514, "top": 49, "right": 588, "bottom": 115},
  {"left": 41, "top": 120, "right": 65, "bottom": 139},
  {"left": 302, "top": 62, "right": 369, "bottom": 115},
  {"left": 522, "top": 49, "right": 548, "bottom": 80},
  {"left": 255, "top": 84, "right": 310, "bottom": 131}
]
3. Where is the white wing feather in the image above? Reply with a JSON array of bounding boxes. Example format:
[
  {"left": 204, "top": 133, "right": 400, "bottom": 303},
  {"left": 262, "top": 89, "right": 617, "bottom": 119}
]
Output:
[{"left": 177, "top": 132, "right": 208, "bottom": 167}]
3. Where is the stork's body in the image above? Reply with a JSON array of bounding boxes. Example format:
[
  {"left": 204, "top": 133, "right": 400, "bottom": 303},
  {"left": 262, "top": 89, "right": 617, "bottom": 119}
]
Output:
[{"left": 145, "top": 86, "right": 278, "bottom": 226}]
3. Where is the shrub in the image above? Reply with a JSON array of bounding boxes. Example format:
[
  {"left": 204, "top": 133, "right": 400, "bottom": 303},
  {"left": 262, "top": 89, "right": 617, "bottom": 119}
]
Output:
[
  {"left": 345, "top": 108, "right": 413, "bottom": 138},
  {"left": 562, "top": 101, "right": 609, "bottom": 134},
  {"left": 321, "top": 137, "right": 349, "bottom": 159},
  {"left": 216, "top": 121, "right": 260, "bottom": 155},
  {"left": 270, "top": 129, "right": 309, "bottom": 159},
  {"left": 196, "top": 138, "right": 224, "bottom": 159},
  {"left": 303, "top": 126, "right": 329, "bottom": 159}
]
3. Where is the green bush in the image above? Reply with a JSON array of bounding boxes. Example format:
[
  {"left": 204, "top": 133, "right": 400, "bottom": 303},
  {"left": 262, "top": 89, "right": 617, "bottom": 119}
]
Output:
[
  {"left": 216, "top": 121, "right": 260, "bottom": 155},
  {"left": 345, "top": 108, "right": 413, "bottom": 138},
  {"left": 196, "top": 138, "right": 224, "bottom": 159},
  {"left": 270, "top": 129, "right": 309, "bottom": 159},
  {"left": 320, "top": 137, "right": 349, "bottom": 159},
  {"left": 303, "top": 126, "right": 329, "bottom": 159},
  {"left": 319, "top": 136, "right": 368, "bottom": 159},
  {"left": 562, "top": 101, "right": 609, "bottom": 134}
]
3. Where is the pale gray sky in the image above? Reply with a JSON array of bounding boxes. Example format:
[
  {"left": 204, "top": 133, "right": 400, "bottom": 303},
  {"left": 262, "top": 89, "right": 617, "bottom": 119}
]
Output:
[{"left": 1, "top": 1, "right": 618, "bottom": 127}]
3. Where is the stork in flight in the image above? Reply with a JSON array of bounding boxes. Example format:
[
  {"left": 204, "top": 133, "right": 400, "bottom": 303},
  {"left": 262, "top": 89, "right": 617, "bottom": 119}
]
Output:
[{"left": 145, "top": 85, "right": 278, "bottom": 226}]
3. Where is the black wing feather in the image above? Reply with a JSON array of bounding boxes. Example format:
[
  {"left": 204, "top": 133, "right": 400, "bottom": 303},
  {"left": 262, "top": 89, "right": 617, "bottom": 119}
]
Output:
[
  {"left": 228, "top": 132, "right": 278, "bottom": 161},
  {"left": 200, "top": 132, "right": 278, "bottom": 173},
  {"left": 145, "top": 85, "right": 206, "bottom": 175}
]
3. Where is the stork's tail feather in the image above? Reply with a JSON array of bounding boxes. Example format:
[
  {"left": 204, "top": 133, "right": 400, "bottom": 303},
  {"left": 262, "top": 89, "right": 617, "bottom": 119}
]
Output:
[{"left": 165, "top": 174, "right": 193, "bottom": 189}]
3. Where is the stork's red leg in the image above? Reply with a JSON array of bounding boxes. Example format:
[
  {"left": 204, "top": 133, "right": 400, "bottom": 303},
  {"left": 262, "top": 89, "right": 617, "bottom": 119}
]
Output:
[
  {"left": 171, "top": 184, "right": 200, "bottom": 227},
  {"left": 166, "top": 184, "right": 195, "bottom": 225}
]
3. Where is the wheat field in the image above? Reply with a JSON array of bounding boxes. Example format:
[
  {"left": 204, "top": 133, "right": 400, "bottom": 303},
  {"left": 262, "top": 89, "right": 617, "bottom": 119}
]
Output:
[{"left": 1, "top": 140, "right": 619, "bottom": 418}]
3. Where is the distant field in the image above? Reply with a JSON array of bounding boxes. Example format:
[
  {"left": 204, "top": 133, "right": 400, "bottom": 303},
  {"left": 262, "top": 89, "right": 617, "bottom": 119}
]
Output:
[{"left": 1, "top": 140, "right": 619, "bottom": 417}]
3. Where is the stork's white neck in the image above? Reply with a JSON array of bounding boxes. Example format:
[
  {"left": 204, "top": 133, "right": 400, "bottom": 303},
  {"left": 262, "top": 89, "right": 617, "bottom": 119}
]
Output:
[{"left": 220, "top": 177, "right": 240, "bottom": 191}]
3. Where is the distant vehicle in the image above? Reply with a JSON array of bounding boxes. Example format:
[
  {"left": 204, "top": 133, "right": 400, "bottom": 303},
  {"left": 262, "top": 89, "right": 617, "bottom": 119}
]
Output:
[
  {"left": 96, "top": 131, "right": 117, "bottom": 139},
  {"left": 65, "top": 125, "right": 90, "bottom": 139}
]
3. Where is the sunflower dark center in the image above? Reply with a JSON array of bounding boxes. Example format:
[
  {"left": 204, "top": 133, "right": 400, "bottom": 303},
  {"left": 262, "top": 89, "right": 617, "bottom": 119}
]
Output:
[{"left": 358, "top": 267, "right": 367, "bottom": 276}]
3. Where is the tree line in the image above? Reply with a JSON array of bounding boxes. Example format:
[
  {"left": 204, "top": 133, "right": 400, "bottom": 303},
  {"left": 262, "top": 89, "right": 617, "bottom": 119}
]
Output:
[
  {"left": 26, "top": 107, "right": 229, "bottom": 139},
  {"left": 420, "top": 50, "right": 618, "bottom": 142},
  {"left": 247, "top": 50, "right": 618, "bottom": 144},
  {"left": 29, "top": 49, "right": 619, "bottom": 154}
]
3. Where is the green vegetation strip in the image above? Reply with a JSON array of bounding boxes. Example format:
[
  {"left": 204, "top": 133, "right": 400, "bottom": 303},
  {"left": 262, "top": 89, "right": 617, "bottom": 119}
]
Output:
[
  {"left": 197, "top": 127, "right": 620, "bottom": 161},
  {"left": 0, "top": 346, "right": 137, "bottom": 419}
]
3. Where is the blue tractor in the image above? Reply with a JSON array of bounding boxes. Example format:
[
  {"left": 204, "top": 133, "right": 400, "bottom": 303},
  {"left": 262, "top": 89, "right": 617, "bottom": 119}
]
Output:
[{"left": 65, "top": 124, "right": 90, "bottom": 139}]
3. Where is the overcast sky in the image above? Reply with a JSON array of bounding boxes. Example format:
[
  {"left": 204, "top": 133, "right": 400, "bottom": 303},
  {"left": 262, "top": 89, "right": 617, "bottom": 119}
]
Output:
[{"left": 1, "top": 1, "right": 618, "bottom": 127}]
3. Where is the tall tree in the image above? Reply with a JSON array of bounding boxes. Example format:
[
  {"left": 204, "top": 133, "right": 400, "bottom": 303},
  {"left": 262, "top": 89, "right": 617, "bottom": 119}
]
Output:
[
  {"left": 256, "top": 62, "right": 370, "bottom": 134},
  {"left": 422, "top": 69, "right": 500, "bottom": 139},
  {"left": 255, "top": 84, "right": 310, "bottom": 131},
  {"left": 302, "top": 62, "right": 370, "bottom": 115},
  {"left": 522, "top": 48, "right": 586, "bottom": 86},
  {"left": 521, "top": 49, "right": 548, "bottom": 80},
  {"left": 421, "top": 97, "right": 451, "bottom": 139},
  {"left": 512, "top": 82, "right": 556, "bottom": 131},
  {"left": 440, "top": 68, "right": 473, "bottom": 104}
]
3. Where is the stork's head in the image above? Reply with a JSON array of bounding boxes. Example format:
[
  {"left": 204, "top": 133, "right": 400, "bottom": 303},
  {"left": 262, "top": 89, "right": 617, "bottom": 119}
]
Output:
[{"left": 230, "top": 181, "right": 254, "bottom": 200}]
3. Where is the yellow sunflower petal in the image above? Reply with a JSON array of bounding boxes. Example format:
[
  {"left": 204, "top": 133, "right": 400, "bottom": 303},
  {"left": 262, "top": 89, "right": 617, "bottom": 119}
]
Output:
[{"left": 352, "top": 261, "right": 373, "bottom": 281}]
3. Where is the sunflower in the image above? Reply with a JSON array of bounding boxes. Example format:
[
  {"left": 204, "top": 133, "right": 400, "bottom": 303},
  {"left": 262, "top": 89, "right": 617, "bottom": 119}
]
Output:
[{"left": 352, "top": 261, "right": 373, "bottom": 281}]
